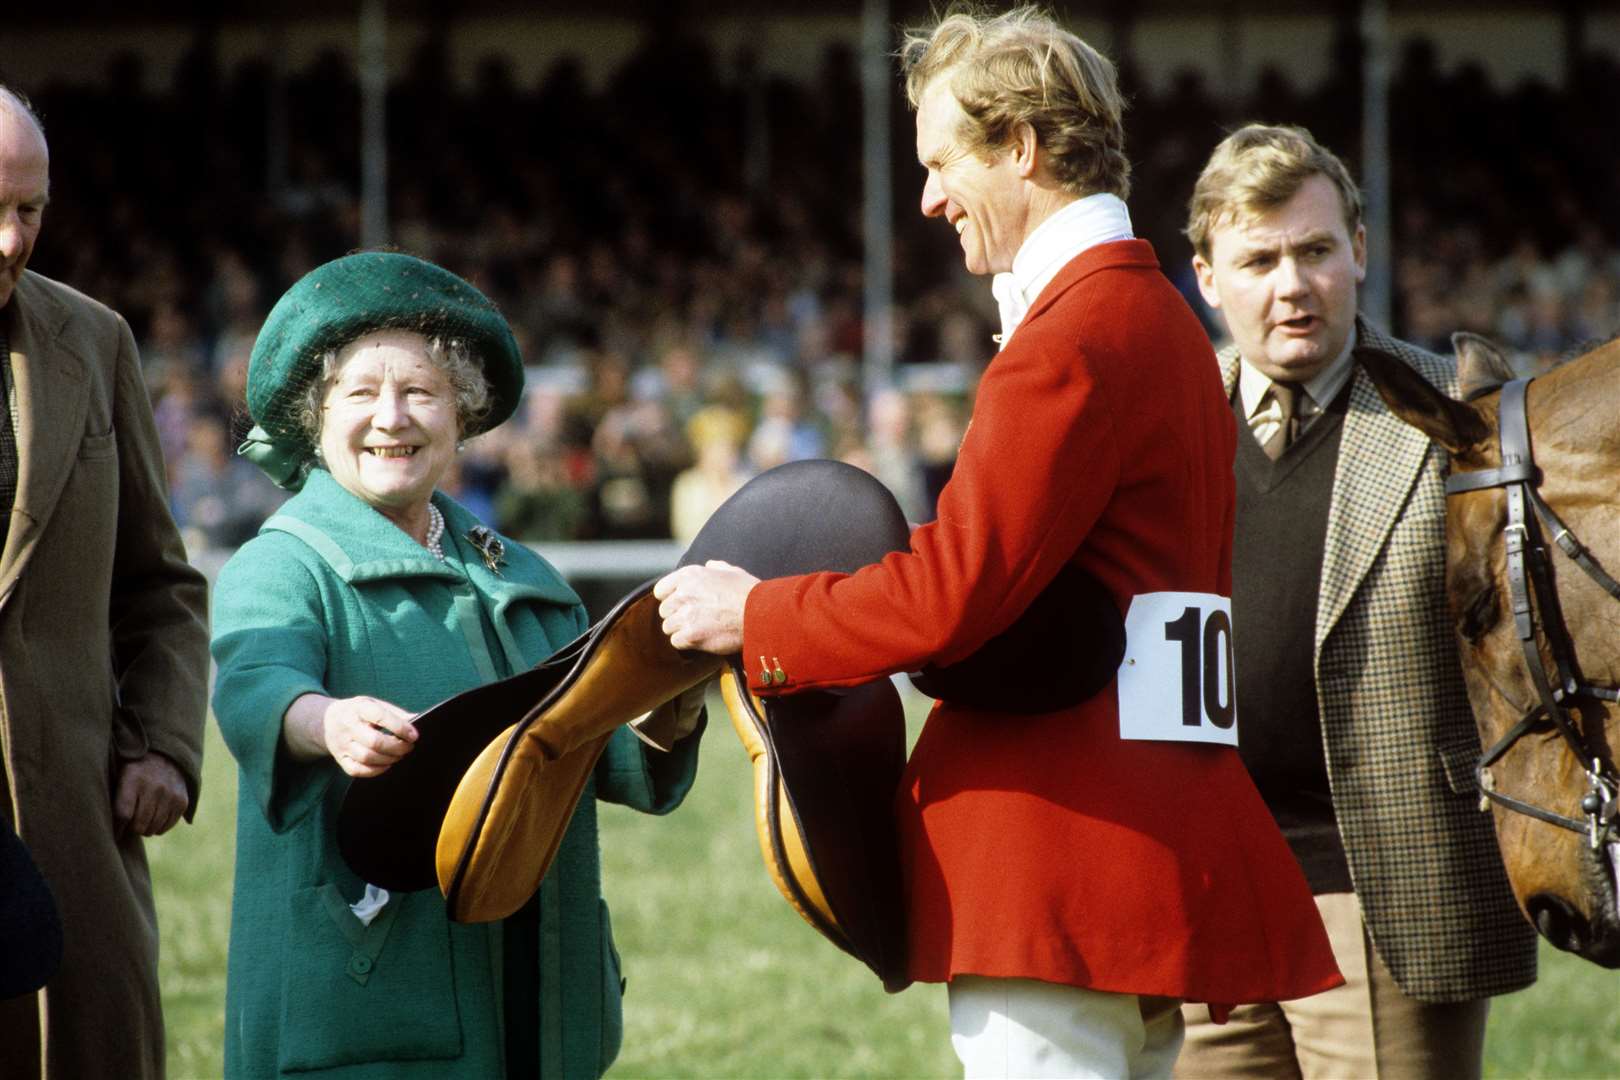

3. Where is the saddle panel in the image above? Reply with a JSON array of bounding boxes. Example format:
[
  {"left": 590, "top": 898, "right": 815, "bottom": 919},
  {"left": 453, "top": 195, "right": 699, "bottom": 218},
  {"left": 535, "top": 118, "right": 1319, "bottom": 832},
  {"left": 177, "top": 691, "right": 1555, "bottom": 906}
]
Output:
[
  {"left": 337, "top": 653, "right": 576, "bottom": 891},
  {"left": 439, "top": 729, "right": 613, "bottom": 923},
  {"left": 720, "top": 660, "right": 912, "bottom": 992},
  {"left": 437, "top": 585, "right": 720, "bottom": 922},
  {"left": 339, "top": 582, "right": 710, "bottom": 898},
  {"left": 722, "top": 670, "right": 840, "bottom": 942}
]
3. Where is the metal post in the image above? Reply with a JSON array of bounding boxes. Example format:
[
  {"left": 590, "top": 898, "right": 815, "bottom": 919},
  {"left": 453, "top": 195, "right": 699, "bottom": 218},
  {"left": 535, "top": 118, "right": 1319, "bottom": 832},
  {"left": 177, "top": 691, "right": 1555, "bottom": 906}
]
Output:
[
  {"left": 359, "top": 0, "right": 389, "bottom": 250},
  {"left": 1359, "top": 0, "right": 1392, "bottom": 330},
  {"left": 861, "top": 0, "right": 894, "bottom": 394}
]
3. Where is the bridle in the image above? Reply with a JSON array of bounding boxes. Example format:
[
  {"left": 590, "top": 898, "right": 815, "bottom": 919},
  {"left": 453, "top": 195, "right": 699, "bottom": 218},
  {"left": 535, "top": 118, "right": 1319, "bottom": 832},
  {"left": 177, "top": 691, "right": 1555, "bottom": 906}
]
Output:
[{"left": 1444, "top": 377, "right": 1619, "bottom": 850}]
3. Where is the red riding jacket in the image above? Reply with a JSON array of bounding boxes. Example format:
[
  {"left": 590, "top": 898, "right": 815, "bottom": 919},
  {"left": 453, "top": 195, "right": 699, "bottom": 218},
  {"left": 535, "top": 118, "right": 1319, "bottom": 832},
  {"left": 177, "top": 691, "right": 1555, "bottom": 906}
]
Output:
[{"left": 742, "top": 240, "right": 1341, "bottom": 1005}]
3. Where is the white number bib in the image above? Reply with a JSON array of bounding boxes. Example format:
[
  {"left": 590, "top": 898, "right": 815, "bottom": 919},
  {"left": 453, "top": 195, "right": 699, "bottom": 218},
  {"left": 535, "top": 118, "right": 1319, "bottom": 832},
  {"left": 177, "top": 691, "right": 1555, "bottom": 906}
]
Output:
[{"left": 1116, "top": 592, "right": 1238, "bottom": 746}]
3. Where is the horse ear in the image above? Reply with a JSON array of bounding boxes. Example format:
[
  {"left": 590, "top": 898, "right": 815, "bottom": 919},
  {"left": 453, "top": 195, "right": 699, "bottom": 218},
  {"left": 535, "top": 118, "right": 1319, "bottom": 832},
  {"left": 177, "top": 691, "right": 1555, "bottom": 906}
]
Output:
[
  {"left": 1453, "top": 332, "right": 1519, "bottom": 400},
  {"left": 1358, "top": 349, "right": 1491, "bottom": 454}
]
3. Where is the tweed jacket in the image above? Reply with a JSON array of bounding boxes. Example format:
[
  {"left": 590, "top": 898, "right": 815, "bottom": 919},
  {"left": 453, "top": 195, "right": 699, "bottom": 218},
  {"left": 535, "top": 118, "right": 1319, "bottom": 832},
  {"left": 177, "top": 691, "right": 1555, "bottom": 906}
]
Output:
[
  {"left": 744, "top": 240, "right": 1342, "bottom": 1005},
  {"left": 0, "top": 271, "right": 210, "bottom": 1078},
  {"left": 1218, "top": 319, "right": 1538, "bottom": 1001},
  {"left": 211, "top": 468, "right": 700, "bottom": 1079}
]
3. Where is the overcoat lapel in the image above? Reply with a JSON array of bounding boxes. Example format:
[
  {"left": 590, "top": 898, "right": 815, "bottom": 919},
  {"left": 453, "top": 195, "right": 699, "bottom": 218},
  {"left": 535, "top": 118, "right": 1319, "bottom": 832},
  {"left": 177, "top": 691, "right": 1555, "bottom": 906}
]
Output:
[
  {"left": 1313, "top": 358, "right": 1431, "bottom": 650},
  {"left": 0, "top": 278, "right": 88, "bottom": 604}
]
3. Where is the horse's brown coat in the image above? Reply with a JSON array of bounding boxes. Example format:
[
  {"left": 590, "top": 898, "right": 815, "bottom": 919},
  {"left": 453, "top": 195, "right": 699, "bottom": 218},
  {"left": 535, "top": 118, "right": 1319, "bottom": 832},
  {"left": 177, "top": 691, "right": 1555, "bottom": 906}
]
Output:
[{"left": 1362, "top": 335, "right": 1620, "bottom": 967}]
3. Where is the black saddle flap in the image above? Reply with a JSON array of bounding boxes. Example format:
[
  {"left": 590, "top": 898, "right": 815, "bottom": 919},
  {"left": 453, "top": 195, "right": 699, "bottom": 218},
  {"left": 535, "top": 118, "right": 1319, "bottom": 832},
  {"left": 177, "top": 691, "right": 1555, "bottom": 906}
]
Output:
[
  {"left": 909, "top": 561, "right": 1125, "bottom": 713},
  {"left": 337, "top": 638, "right": 584, "bottom": 891},
  {"left": 743, "top": 663, "right": 912, "bottom": 992},
  {"left": 0, "top": 823, "right": 63, "bottom": 997}
]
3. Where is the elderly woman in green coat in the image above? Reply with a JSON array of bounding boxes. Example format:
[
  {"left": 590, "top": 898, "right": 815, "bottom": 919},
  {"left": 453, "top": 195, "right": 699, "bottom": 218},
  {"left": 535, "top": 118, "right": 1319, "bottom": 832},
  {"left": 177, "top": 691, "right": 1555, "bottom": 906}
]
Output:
[{"left": 211, "top": 252, "right": 701, "bottom": 1080}]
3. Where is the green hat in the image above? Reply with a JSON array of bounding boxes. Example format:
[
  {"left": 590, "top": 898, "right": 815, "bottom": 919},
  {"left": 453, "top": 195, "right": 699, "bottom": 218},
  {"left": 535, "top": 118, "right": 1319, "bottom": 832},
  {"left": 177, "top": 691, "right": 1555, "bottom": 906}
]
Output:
[{"left": 241, "top": 251, "right": 524, "bottom": 490}]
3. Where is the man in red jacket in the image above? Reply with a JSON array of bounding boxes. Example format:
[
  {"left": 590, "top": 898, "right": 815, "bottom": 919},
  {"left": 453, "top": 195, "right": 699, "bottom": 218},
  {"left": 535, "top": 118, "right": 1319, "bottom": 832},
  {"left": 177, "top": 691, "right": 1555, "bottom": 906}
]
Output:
[{"left": 656, "top": 7, "right": 1340, "bottom": 1077}]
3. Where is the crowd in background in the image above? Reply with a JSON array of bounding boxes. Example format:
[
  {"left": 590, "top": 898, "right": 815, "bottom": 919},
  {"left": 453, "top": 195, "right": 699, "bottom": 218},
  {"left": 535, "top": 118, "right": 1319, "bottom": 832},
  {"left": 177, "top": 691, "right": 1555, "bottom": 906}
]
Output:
[{"left": 18, "top": 26, "right": 1620, "bottom": 552}]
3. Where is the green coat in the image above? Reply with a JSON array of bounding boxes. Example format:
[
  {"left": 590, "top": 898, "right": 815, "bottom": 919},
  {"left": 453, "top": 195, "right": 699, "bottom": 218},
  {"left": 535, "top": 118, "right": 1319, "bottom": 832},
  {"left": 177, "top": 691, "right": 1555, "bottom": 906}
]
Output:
[{"left": 211, "top": 468, "right": 699, "bottom": 1079}]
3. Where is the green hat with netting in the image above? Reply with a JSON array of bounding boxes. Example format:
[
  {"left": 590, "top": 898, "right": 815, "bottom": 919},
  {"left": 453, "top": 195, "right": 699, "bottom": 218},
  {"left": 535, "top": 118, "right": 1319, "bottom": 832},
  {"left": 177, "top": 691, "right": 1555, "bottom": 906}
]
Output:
[{"left": 240, "top": 250, "right": 524, "bottom": 490}]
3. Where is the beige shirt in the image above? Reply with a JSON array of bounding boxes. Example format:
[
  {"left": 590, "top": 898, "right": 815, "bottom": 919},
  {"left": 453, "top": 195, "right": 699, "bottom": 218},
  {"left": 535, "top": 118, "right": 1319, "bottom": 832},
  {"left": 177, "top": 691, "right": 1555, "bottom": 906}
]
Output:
[{"left": 1236, "top": 326, "right": 1357, "bottom": 447}]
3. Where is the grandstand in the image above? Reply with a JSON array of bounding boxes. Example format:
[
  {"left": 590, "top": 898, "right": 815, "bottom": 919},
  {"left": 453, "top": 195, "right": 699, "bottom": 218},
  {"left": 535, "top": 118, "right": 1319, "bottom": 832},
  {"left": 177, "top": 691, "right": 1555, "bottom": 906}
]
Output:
[{"left": 5, "top": 5, "right": 1617, "bottom": 585}]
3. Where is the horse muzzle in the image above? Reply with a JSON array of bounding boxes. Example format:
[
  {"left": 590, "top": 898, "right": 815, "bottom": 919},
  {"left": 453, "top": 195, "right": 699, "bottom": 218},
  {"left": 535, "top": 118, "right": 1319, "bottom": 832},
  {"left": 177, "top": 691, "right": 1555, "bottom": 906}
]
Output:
[{"left": 1526, "top": 840, "right": 1620, "bottom": 968}]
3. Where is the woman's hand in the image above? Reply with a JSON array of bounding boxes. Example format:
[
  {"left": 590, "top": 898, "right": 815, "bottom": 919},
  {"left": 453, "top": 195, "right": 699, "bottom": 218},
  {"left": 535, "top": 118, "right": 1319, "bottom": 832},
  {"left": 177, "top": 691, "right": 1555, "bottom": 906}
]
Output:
[
  {"left": 284, "top": 693, "right": 419, "bottom": 777},
  {"left": 654, "top": 560, "right": 759, "bottom": 655}
]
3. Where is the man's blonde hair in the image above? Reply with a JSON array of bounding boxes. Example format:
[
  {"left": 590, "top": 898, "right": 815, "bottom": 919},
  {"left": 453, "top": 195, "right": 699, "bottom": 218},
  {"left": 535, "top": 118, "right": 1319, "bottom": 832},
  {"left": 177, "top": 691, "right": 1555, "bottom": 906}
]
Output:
[
  {"left": 1185, "top": 123, "right": 1362, "bottom": 260},
  {"left": 900, "top": 4, "right": 1130, "bottom": 199}
]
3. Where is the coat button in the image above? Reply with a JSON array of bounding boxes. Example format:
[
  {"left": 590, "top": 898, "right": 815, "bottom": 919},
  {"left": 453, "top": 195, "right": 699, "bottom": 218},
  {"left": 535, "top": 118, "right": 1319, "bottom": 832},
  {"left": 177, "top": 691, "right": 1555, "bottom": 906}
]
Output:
[{"left": 349, "top": 954, "right": 373, "bottom": 976}]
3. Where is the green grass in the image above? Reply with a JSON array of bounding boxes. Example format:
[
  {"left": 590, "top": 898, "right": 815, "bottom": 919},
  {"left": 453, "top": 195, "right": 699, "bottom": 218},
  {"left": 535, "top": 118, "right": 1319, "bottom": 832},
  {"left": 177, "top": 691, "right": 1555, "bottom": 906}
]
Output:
[{"left": 151, "top": 691, "right": 1620, "bottom": 1079}]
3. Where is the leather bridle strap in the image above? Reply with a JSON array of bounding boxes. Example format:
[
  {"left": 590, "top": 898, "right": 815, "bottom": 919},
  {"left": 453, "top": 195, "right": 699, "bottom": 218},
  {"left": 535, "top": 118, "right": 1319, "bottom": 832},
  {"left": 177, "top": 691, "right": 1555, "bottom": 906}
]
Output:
[
  {"left": 1470, "top": 381, "right": 1583, "bottom": 755},
  {"left": 1446, "top": 377, "right": 1620, "bottom": 848}
]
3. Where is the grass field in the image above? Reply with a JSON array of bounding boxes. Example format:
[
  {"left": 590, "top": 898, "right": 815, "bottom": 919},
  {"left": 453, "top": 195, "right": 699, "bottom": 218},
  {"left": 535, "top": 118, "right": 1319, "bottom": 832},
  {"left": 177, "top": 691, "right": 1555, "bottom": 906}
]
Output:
[{"left": 151, "top": 689, "right": 1620, "bottom": 1079}]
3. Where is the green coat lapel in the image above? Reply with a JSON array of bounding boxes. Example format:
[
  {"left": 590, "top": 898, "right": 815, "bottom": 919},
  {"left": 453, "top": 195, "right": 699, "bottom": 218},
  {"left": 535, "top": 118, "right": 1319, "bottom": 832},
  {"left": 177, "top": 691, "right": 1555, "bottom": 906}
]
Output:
[
  {"left": 263, "top": 470, "right": 582, "bottom": 677},
  {"left": 437, "top": 497, "right": 580, "bottom": 673},
  {"left": 0, "top": 275, "right": 88, "bottom": 604},
  {"left": 262, "top": 469, "right": 463, "bottom": 584}
]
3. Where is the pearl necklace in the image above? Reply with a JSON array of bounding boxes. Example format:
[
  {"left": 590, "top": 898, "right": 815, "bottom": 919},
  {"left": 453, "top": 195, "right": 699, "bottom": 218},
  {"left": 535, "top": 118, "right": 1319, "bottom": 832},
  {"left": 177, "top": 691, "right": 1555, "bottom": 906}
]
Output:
[{"left": 425, "top": 504, "right": 446, "bottom": 561}]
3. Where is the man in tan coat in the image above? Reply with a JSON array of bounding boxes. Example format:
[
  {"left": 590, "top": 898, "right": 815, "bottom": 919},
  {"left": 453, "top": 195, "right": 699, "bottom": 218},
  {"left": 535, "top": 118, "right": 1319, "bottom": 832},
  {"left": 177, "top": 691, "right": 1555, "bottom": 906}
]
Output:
[{"left": 0, "top": 85, "right": 209, "bottom": 1078}]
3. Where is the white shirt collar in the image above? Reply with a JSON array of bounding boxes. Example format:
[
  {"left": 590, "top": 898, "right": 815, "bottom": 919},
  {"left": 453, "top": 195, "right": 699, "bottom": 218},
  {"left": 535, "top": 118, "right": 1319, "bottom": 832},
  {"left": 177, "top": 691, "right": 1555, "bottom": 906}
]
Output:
[
  {"left": 992, "top": 192, "right": 1134, "bottom": 349},
  {"left": 1237, "top": 325, "right": 1359, "bottom": 420}
]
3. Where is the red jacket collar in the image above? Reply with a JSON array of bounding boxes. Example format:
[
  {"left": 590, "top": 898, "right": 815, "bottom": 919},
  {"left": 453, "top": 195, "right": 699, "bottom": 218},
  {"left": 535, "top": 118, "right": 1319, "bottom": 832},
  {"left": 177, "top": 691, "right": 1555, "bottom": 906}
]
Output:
[{"left": 1020, "top": 238, "right": 1160, "bottom": 329}]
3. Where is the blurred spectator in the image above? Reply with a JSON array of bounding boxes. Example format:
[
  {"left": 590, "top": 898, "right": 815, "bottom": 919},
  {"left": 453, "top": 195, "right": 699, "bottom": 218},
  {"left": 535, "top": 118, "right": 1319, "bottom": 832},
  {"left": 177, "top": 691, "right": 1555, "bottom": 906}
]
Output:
[
  {"left": 497, "top": 441, "right": 590, "bottom": 542},
  {"left": 745, "top": 369, "right": 824, "bottom": 473},
  {"left": 862, "top": 387, "right": 929, "bottom": 523},
  {"left": 914, "top": 391, "right": 967, "bottom": 517},
  {"left": 588, "top": 397, "right": 691, "bottom": 540},
  {"left": 170, "top": 414, "right": 286, "bottom": 550},
  {"left": 669, "top": 407, "right": 749, "bottom": 543}
]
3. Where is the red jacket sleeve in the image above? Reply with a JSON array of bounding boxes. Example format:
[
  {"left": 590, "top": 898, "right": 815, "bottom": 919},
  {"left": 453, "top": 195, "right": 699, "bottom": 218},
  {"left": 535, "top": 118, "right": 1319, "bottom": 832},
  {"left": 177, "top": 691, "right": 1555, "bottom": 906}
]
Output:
[{"left": 742, "top": 283, "right": 1124, "bottom": 692}]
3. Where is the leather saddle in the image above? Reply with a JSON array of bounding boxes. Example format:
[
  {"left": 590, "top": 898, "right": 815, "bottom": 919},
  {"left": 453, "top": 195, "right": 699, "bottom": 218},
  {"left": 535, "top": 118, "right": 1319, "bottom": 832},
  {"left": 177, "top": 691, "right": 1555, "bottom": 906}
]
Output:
[
  {"left": 337, "top": 458, "right": 1126, "bottom": 994},
  {"left": 337, "top": 460, "right": 914, "bottom": 990}
]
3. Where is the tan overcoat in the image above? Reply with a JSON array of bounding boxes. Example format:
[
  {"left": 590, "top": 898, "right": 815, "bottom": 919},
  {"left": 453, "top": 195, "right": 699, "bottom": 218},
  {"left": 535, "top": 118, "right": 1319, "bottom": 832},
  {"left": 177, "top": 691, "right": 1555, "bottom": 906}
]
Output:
[{"left": 0, "top": 270, "right": 209, "bottom": 1078}]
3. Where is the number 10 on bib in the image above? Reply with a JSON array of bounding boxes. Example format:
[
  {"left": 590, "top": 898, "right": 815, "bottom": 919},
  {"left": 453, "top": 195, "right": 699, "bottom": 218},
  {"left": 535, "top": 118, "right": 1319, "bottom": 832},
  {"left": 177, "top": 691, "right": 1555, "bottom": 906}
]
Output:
[{"left": 1116, "top": 592, "right": 1238, "bottom": 747}]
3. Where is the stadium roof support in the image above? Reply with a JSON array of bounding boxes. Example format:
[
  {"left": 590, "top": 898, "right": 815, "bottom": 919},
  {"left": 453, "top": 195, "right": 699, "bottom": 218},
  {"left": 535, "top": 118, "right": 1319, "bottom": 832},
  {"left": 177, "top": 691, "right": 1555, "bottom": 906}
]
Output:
[
  {"left": 1361, "top": 0, "right": 1393, "bottom": 331},
  {"left": 359, "top": 0, "right": 389, "bottom": 250},
  {"left": 862, "top": 0, "right": 895, "bottom": 396}
]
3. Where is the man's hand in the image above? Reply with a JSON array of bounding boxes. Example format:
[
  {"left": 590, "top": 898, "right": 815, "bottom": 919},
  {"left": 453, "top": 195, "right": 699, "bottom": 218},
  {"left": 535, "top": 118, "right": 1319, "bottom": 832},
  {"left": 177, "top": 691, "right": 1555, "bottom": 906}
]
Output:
[
  {"left": 653, "top": 560, "right": 759, "bottom": 655},
  {"left": 113, "top": 752, "right": 190, "bottom": 837}
]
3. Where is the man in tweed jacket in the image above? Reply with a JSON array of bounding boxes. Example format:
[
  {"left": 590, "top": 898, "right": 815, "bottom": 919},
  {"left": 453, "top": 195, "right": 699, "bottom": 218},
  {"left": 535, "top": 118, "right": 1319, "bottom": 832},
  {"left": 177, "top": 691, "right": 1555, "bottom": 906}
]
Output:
[{"left": 1174, "top": 124, "right": 1536, "bottom": 1079}]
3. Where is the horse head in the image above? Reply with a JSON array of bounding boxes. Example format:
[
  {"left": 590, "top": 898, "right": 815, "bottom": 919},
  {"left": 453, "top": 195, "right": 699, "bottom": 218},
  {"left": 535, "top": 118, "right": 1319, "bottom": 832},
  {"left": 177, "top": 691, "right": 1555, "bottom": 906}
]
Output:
[{"left": 1360, "top": 333, "right": 1620, "bottom": 968}]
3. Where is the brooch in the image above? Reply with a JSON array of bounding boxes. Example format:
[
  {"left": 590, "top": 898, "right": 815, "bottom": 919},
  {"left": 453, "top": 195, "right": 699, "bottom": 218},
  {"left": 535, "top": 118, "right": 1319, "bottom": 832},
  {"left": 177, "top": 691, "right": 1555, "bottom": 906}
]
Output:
[{"left": 465, "top": 526, "right": 507, "bottom": 576}]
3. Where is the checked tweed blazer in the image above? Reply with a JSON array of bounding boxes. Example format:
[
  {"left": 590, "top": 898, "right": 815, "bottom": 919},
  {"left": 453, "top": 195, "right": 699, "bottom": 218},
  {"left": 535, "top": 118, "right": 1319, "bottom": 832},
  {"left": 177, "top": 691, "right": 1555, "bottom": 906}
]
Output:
[{"left": 1220, "top": 319, "right": 1537, "bottom": 1001}]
